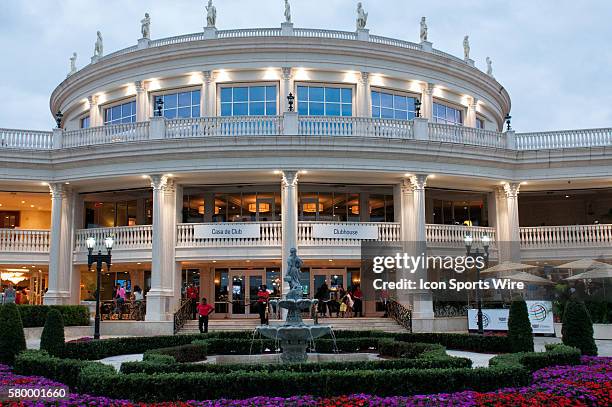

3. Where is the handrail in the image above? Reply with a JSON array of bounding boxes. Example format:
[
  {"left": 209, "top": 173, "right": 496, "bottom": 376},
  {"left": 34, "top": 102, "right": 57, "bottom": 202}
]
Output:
[
  {"left": 515, "top": 128, "right": 612, "bottom": 150},
  {"left": 387, "top": 300, "right": 412, "bottom": 332},
  {"left": 173, "top": 298, "right": 193, "bottom": 334}
]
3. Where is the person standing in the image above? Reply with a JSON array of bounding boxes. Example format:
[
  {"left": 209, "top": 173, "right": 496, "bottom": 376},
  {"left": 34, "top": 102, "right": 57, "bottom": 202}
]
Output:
[
  {"left": 257, "top": 285, "right": 270, "bottom": 325},
  {"left": 197, "top": 297, "right": 214, "bottom": 333},
  {"left": 186, "top": 284, "right": 198, "bottom": 319},
  {"left": 3, "top": 284, "right": 16, "bottom": 304},
  {"left": 352, "top": 285, "right": 363, "bottom": 317}
]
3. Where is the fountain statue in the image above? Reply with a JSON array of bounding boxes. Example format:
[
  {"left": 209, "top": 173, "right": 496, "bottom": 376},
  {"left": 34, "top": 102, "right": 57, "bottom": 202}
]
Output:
[{"left": 256, "top": 248, "right": 332, "bottom": 363}]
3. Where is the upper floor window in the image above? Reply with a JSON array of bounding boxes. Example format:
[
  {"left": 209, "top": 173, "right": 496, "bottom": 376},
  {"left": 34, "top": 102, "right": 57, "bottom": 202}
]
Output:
[
  {"left": 80, "top": 116, "right": 90, "bottom": 129},
  {"left": 104, "top": 101, "right": 136, "bottom": 125},
  {"left": 154, "top": 90, "right": 201, "bottom": 119},
  {"left": 476, "top": 117, "right": 485, "bottom": 129},
  {"left": 371, "top": 90, "right": 416, "bottom": 120},
  {"left": 433, "top": 102, "right": 462, "bottom": 125},
  {"left": 220, "top": 85, "right": 277, "bottom": 116},
  {"left": 297, "top": 85, "right": 352, "bottom": 116}
]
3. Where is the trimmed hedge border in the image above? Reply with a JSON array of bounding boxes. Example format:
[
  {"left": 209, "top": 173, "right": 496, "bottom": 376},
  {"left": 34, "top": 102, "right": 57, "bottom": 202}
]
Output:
[
  {"left": 394, "top": 332, "right": 510, "bottom": 353},
  {"left": 144, "top": 343, "right": 208, "bottom": 363},
  {"left": 0, "top": 305, "right": 90, "bottom": 328},
  {"left": 489, "top": 344, "right": 581, "bottom": 372}
]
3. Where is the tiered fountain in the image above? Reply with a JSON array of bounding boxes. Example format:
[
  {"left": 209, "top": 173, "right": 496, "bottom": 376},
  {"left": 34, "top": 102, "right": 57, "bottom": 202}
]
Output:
[{"left": 256, "top": 248, "right": 332, "bottom": 363}]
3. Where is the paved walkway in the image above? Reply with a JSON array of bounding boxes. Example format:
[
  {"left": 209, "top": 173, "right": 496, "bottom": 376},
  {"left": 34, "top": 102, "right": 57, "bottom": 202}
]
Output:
[{"left": 99, "top": 354, "right": 143, "bottom": 371}]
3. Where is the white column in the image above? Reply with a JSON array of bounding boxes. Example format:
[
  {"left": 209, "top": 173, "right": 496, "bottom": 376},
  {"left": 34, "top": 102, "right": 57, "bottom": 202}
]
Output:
[
  {"left": 135, "top": 80, "right": 149, "bottom": 122},
  {"left": 504, "top": 182, "right": 521, "bottom": 261},
  {"left": 420, "top": 83, "right": 434, "bottom": 120},
  {"left": 279, "top": 67, "right": 293, "bottom": 113},
  {"left": 146, "top": 175, "right": 176, "bottom": 321},
  {"left": 394, "top": 178, "right": 414, "bottom": 307},
  {"left": 45, "top": 183, "right": 65, "bottom": 305},
  {"left": 201, "top": 71, "right": 215, "bottom": 117},
  {"left": 356, "top": 72, "right": 371, "bottom": 117},
  {"left": 465, "top": 96, "right": 477, "bottom": 128},
  {"left": 59, "top": 188, "right": 76, "bottom": 303},
  {"left": 88, "top": 95, "right": 102, "bottom": 127},
  {"left": 281, "top": 170, "right": 299, "bottom": 296},
  {"left": 410, "top": 174, "right": 434, "bottom": 322}
]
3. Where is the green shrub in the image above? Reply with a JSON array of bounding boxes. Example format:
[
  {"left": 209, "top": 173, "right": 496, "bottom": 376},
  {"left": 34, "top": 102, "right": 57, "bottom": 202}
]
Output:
[
  {"left": 0, "top": 302, "right": 27, "bottom": 365},
  {"left": 40, "top": 309, "right": 65, "bottom": 357},
  {"left": 489, "top": 344, "right": 581, "bottom": 372},
  {"left": 144, "top": 343, "right": 207, "bottom": 363},
  {"left": 378, "top": 339, "right": 445, "bottom": 359},
  {"left": 0, "top": 305, "right": 90, "bottom": 327},
  {"left": 507, "top": 298, "right": 534, "bottom": 352},
  {"left": 394, "top": 332, "right": 509, "bottom": 353},
  {"left": 562, "top": 300, "right": 598, "bottom": 356},
  {"left": 14, "top": 350, "right": 94, "bottom": 389},
  {"left": 142, "top": 353, "right": 176, "bottom": 364}
]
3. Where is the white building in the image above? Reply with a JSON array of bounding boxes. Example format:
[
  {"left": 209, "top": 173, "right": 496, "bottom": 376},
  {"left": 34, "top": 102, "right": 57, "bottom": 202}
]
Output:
[{"left": 1, "top": 17, "right": 611, "bottom": 333}]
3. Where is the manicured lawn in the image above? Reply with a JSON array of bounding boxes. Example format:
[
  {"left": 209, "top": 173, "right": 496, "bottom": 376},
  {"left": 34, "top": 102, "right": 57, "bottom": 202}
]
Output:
[{"left": 1, "top": 357, "right": 610, "bottom": 406}]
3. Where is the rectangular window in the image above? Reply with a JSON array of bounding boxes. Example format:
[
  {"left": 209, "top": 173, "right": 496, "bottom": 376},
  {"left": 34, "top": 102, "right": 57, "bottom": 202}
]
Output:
[
  {"left": 80, "top": 116, "right": 90, "bottom": 129},
  {"left": 219, "top": 85, "right": 277, "bottom": 116},
  {"left": 371, "top": 90, "right": 416, "bottom": 120},
  {"left": 476, "top": 117, "right": 485, "bottom": 129},
  {"left": 153, "top": 90, "right": 201, "bottom": 119},
  {"left": 433, "top": 102, "right": 462, "bottom": 125},
  {"left": 297, "top": 85, "right": 352, "bottom": 116},
  {"left": 104, "top": 101, "right": 136, "bottom": 125}
]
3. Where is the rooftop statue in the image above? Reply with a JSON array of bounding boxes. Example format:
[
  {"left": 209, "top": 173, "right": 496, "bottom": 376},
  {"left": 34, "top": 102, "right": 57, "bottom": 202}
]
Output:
[
  {"left": 356, "top": 2, "right": 368, "bottom": 30},
  {"left": 68, "top": 52, "right": 77, "bottom": 76},
  {"left": 420, "top": 17, "right": 428, "bottom": 42},
  {"left": 206, "top": 0, "right": 217, "bottom": 27},
  {"left": 141, "top": 13, "right": 151, "bottom": 39},
  {"left": 463, "top": 35, "right": 470, "bottom": 60},
  {"left": 94, "top": 31, "right": 103, "bottom": 57},
  {"left": 284, "top": 0, "right": 291, "bottom": 23},
  {"left": 486, "top": 57, "right": 493, "bottom": 76}
]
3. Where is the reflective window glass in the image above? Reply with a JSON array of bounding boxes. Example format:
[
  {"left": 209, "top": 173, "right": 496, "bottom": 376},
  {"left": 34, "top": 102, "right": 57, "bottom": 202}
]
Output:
[
  {"left": 219, "top": 85, "right": 278, "bottom": 116},
  {"left": 297, "top": 85, "right": 352, "bottom": 116}
]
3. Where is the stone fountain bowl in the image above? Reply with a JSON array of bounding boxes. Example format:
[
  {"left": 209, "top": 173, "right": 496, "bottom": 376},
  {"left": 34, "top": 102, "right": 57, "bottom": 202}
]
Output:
[
  {"left": 275, "top": 298, "right": 317, "bottom": 311},
  {"left": 256, "top": 323, "right": 332, "bottom": 341}
]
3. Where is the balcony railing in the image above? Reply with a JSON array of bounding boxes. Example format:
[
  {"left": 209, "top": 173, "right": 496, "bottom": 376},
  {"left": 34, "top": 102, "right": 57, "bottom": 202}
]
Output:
[
  {"left": 520, "top": 224, "right": 612, "bottom": 249},
  {"left": 515, "top": 128, "right": 612, "bottom": 150},
  {"left": 74, "top": 225, "right": 153, "bottom": 251},
  {"left": 298, "top": 222, "right": 400, "bottom": 246},
  {"left": 0, "top": 229, "right": 50, "bottom": 252},
  {"left": 165, "top": 116, "right": 281, "bottom": 138},
  {"left": 428, "top": 123, "right": 506, "bottom": 149},
  {"left": 62, "top": 122, "right": 150, "bottom": 148},
  {"left": 0, "top": 128, "right": 53, "bottom": 150},
  {"left": 176, "top": 222, "right": 282, "bottom": 247},
  {"left": 298, "top": 116, "right": 413, "bottom": 139},
  {"left": 426, "top": 224, "right": 496, "bottom": 248}
]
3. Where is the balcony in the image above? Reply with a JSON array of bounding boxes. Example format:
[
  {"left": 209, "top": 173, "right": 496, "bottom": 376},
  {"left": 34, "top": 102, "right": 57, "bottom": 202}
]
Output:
[
  {"left": 3, "top": 116, "right": 610, "bottom": 152},
  {"left": 0, "top": 229, "right": 50, "bottom": 264}
]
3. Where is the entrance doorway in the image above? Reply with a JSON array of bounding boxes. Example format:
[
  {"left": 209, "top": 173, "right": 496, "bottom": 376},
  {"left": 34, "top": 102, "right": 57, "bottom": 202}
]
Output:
[
  {"left": 229, "top": 270, "right": 264, "bottom": 318},
  {"left": 312, "top": 269, "right": 346, "bottom": 297}
]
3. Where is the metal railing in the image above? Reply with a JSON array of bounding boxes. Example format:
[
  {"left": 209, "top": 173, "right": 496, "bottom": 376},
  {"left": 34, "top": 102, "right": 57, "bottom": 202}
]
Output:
[
  {"left": 387, "top": 300, "right": 412, "bottom": 332},
  {"left": 173, "top": 299, "right": 193, "bottom": 334}
]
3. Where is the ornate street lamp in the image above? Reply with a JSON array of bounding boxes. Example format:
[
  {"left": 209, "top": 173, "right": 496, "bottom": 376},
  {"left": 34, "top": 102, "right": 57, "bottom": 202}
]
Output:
[
  {"left": 155, "top": 98, "right": 164, "bottom": 117},
  {"left": 87, "top": 236, "right": 113, "bottom": 340},
  {"left": 415, "top": 99, "right": 422, "bottom": 118},
  {"left": 55, "top": 110, "right": 64, "bottom": 128},
  {"left": 287, "top": 93, "right": 295, "bottom": 112},
  {"left": 504, "top": 113, "right": 512, "bottom": 131},
  {"left": 464, "top": 234, "right": 489, "bottom": 335}
]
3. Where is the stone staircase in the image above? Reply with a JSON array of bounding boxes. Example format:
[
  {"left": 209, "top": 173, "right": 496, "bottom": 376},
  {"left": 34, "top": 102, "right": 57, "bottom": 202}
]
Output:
[{"left": 178, "top": 317, "right": 407, "bottom": 334}]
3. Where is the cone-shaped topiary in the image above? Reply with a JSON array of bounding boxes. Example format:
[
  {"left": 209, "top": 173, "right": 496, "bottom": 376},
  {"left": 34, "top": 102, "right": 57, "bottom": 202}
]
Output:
[
  {"left": 507, "top": 297, "right": 534, "bottom": 352},
  {"left": 40, "top": 308, "right": 65, "bottom": 357},
  {"left": 562, "top": 300, "right": 598, "bottom": 356},
  {"left": 0, "top": 303, "right": 27, "bottom": 365}
]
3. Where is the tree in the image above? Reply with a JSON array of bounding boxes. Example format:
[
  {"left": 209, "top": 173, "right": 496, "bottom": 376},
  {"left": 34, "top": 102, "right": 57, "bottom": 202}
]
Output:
[
  {"left": 507, "top": 297, "right": 534, "bottom": 352},
  {"left": 0, "top": 303, "right": 27, "bottom": 365},
  {"left": 562, "top": 300, "right": 598, "bottom": 356},
  {"left": 40, "top": 308, "right": 65, "bottom": 357}
]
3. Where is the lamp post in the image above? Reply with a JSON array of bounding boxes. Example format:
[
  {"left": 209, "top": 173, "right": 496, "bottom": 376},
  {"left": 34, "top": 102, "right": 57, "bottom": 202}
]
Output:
[
  {"left": 464, "top": 234, "right": 490, "bottom": 335},
  {"left": 287, "top": 93, "right": 295, "bottom": 112},
  {"left": 415, "top": 99, "right": 422, "bottom": 118},
  {"left": 154, "top": 98, "right": 164, "bottom": 117},
  {"left": 504, "top": 113, "right": 512, "bottom": 131},
  {"left": 55, "top": 110, "right": 64, "bottom": 128},
  {"left": 87, "top": 236, "right": 113, "bottom": 340}
]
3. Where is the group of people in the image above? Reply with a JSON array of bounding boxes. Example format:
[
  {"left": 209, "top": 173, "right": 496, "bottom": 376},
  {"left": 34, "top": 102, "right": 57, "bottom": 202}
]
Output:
[
  {"left": 314, "top": 283, "right": 364, "bottom": 318},
  {"left": 106, "top": 283, "right": 145, "bottom": 320},
  {"left": 1, "top": 284, "right": 22, "bottom": 304}
]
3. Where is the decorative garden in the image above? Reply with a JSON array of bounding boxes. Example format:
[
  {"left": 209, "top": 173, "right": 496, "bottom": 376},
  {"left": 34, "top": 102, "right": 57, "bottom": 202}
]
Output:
[{"left": 0, "top": 299, "right": 609, "bottom": 406}]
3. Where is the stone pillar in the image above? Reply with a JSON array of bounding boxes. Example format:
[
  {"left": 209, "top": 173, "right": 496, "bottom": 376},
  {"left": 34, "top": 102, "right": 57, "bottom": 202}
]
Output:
[
  {"left": 146, "top": 175, "right": 176, "bottom": 321},
  {"left": 504, "top": 182, "right": 521, "bottom": 261},
  {"left": 88, "top": 95, "right": 102, "bottom": 127},
  {"left": 135, "top": 80, "right": 149, "bottom": 122},
  {"left": 465, "top": 96, "right": 478, "bottom": 128},
  {"left": 356, "top": 72, "right": 371, "bottom": 117},
  {"left": 281, "top": 171, "right": 299, "bottom": 296},
  {"left": 45, "top": 183, "right": 66, "bottom": 305},
  {"left": 420, "top": 83, "right": 434, "bottom": 120},
  {"left": 359, "top": 192, "right": 369, "bottom": 222},
  {"left": 394, "top": 178, "right": 414, "bottom": 307},
  {"left": 279, "top": 67, "right": 293, "bottom": 113},
  {"left": 201, "top": 71, "right": 215, "bottom": 117},
  {"left": 59, "top": 188, "right": 76, "bottom": 303}
]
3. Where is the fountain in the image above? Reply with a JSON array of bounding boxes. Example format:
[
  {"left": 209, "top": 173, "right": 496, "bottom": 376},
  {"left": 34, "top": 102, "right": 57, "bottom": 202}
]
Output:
[{"left": 255, "top": 248, "right": 332, "bottom": 363}]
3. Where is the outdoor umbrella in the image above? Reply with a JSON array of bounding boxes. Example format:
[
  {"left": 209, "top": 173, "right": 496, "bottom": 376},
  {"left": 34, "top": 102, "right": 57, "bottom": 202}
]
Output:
[
  {"left": 564, "top": 265, "right": 612, "bottom": 281},
  {"left": 505, "top": 271, "right": 554, "bottom": 285},
  {"left": 481, "top": 261, "right": 537, "bottom": 274},
  {"left": 555, "top": 259, "right": 609, "bottom": 270}
]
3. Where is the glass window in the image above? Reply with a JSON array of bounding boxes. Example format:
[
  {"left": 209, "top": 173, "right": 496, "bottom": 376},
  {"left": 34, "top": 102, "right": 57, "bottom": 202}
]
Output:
[
  {"left": 154, "top": 90, "right": 201, "bottom": 120},
  {"left": 371, "top": 90, "right": 416, "bottom": 120},
  {"left": 476, "top": 118, "right": 485, "bottom": 129},
  {"left": 433, "top": 102, "right": 463, "bottom": 125},
  {"left": 104, "top": 101, "right": 136, "bottom": 125},
  {"left": 219, "top": 85, "right": 277, "bottom": 116},
  {"left": 297, "top": 85, "right": 352, "bottom": 116},
  {"left": 80, "top": 116, "right": 90, "bottom": 129}
]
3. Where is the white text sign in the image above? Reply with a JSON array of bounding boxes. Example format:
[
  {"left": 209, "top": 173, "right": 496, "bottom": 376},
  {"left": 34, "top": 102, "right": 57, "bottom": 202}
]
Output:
[
  {"left": 193, "top": 224, "right": 261, "bottom": 239},
  {"left": 312, "top": 224, "right": 379, "bottom": 240}
]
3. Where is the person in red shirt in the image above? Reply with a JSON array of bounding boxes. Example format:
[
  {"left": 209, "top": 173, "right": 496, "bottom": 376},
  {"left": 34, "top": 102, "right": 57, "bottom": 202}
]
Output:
[
  {"left": 186, "top": 284, "right": 199, "bottom": 320},
  {"left": 197, "top": 297, "right": 215, "bottom": 333},
  {"left": 257, "top": 285, "right": 270, "bottom": 325}
]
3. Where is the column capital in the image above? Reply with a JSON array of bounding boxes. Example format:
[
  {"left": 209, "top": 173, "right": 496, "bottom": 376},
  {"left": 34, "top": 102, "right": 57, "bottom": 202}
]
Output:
[
  {"left": 203, "top": 70, "right": 214, "bottom": 84},
  {"left": 48, "top": 183, "right": 65, "bottom": 199},
  {"left": 359, "top": 71, "right": 370, "bottom": 85},
  {"left": 422, "top": 83, "right": 435, "bottom": 95},
  {"left": 135, "top": 80, "right": 147, "bottom": 93},
  {"left": 400, "top": 178, "right": 413, "bottom": 194},
  {"left": 467, "top": 96, "right": 478, "bottom": 110},
  {"left": 503, "top": 182, "right": 521, "bottom": 198},
  {"left": 87, "top": 95, "right": 98, "bottom": 106},
  {"left": 281, "top": 170, "right": 298, "bottom": 187},
  {"left": 410, "top": 174, "right": 428, "bottom": 191},
  {"left": 281, "top": 67, "right": 293, "bottom": 81},
  {"left": 150, "top": 174, "right": 169, "bottom": 191}
]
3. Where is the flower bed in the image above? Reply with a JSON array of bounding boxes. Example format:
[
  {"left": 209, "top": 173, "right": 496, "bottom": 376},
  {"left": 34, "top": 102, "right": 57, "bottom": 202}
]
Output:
[{"left": 1, "top": 357, "right": 610, "bottom": 406}]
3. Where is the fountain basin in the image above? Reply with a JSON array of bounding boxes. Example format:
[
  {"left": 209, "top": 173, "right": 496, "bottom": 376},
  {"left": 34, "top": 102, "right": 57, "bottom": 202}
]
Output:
[{"left": 256, "top": 323, "right": 332, "bottom": 341}]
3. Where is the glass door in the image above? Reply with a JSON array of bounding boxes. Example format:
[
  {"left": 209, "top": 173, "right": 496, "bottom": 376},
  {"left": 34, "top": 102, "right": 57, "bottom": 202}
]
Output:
[
  {"left": 311, "top": 269, "right": 346, "bottom": 299},
  {"left": 230, "top": 270, "right": 264, "bottom": 318}
]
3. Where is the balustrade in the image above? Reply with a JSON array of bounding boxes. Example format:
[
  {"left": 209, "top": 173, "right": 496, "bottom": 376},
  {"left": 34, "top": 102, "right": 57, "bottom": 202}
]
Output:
[{"left": 0, "top": 229, "right": 50, "bottom": 252}]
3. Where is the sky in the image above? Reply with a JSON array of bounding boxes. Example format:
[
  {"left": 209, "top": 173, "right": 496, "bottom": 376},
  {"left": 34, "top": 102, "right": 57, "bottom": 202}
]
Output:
[{"left": 0, "top": 0, "right": 611, "bottom": 132}]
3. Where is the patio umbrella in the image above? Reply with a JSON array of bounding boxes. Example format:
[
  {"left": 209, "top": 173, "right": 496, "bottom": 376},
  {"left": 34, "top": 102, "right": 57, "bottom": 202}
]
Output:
[
  {"left": 555, "top": 259, "right": 609, "bottom": 270},
  {"left": 481, "top": 261, "right": 537, "bottom": 274},
  {"left": 505, "top": 271, "right": 554, "bottom": 285},
  {"left": 565, "top": 265, "right": 612, "bottom": 281}
]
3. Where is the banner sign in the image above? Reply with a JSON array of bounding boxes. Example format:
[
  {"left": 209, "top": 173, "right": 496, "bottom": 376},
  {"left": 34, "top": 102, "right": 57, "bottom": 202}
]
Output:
[
  {"left": 193, "top": 224, "right": 261, "bottom": 239},
  {"left": 312, "top": 223, "right": 379, "bottom": 240},
  {"left": 467, "top": 300, "right": 554, "bottom": 334}
]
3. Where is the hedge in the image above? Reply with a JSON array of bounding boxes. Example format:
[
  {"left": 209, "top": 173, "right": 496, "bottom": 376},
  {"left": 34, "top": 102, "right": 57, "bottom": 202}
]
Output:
[
  {"left": 0, "top": 303, "right": 26, "bottom": 365},
  {"left": 40, "top": 309, "right": 65, "bottom": 357},
  {"left": 14, "top": 350, "right": 95, "bottom": 389},
  {"left": 0, "top": 305, "right": 90, "bottom": 328},
  {"left": 378, "top": 339, "right": 446, "bottom": 359},
  {"left": 144, "top": 343, "right": 208, "bottom": 363},
  {"left": 394, "top": 332, "right": 510, "bottom": 353},
  {"left": 489, "top": 344, "right": 581, "bottom": 372}
]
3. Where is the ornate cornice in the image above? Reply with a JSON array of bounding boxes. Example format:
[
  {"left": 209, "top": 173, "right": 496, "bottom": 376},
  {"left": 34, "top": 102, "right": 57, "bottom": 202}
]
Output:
[
  {"left": 410, "top": 174, "right": 428, "bottom": 191},
  {"left": 150, "top": 174, "right": 169, "bottom": 191},
  {"left": 503, "top": 182, "right": 520, "bottom": 198},
  {"left": 281, "top": 170, "right": 298, "bottom": 187}
]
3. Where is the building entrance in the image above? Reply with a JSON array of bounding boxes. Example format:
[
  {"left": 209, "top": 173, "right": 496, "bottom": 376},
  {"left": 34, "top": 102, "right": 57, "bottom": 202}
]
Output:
[{"left": 229, "top": 270, "right": 264, "bottom": 318}]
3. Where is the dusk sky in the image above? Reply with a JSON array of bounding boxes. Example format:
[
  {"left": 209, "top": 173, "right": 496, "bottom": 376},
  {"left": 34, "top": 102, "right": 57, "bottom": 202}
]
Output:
[{"left": 1, "top": 0, "right": 611, "bottom": 131}]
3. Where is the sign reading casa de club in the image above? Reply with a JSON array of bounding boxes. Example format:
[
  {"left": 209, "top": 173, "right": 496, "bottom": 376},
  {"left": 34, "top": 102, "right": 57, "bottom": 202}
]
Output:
[{"left": 194, "top": 224, "right": 261, "bottom": 239}]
